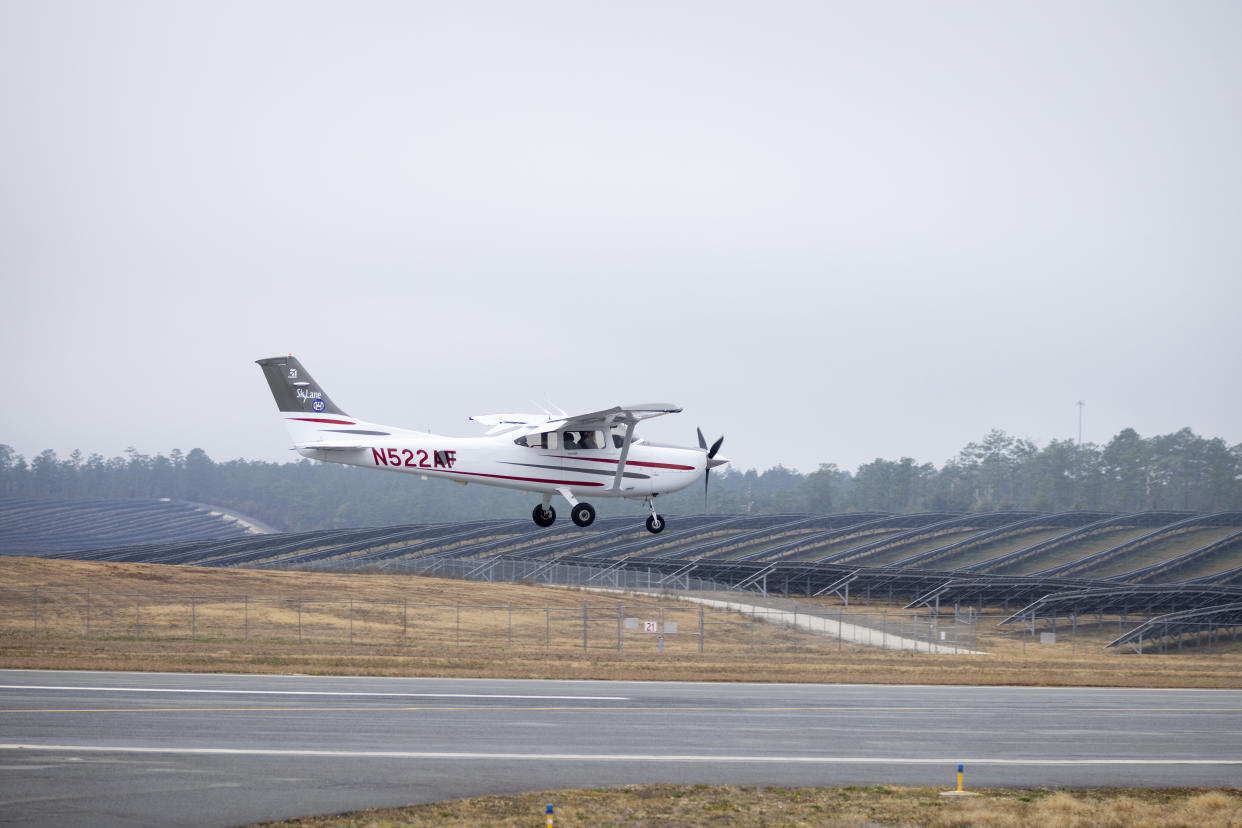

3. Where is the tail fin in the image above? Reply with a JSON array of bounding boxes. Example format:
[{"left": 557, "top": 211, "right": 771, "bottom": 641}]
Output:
[{"left": 256, "top": 355, "right": 348, "bottom": 417}]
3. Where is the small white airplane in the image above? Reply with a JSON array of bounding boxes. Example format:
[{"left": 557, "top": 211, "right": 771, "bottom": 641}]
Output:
[{"left": 257, "top": 355, "right": 727, "bottom": 533}]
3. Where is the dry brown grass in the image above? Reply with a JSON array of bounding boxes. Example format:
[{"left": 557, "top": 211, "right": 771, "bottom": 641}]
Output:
[
  {"left": 254, "top": 785, "right": 1242, "bottom": 827},
  {"left": 2, "top": 557, "right": 1241, "bottom": 687}
]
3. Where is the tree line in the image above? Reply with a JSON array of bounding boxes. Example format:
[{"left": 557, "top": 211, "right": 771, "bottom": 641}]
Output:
[{"left": 1, "top": 426, "right": 1239, "bottom": 532}]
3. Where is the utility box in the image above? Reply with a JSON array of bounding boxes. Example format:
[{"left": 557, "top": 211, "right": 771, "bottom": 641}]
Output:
[{"left": 1040, "top": 632, "right": 1056, "bottom": 644}]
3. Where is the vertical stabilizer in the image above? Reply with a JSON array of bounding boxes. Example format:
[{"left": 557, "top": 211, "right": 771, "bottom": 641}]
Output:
[{"left": 255, "top": 355, "right": 348, "bottom": 417}]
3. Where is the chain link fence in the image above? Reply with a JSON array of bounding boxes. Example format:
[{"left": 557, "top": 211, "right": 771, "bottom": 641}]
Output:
[
  {"left": 0, "top": 585, "right": 985, "bottom": 654},
  {"left": 290, "top": 554, "right": 743, "bottom": 594}
]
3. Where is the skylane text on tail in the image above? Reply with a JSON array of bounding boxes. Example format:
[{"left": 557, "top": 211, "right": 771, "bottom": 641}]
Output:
[{"left": 256, "top": 355, "right": 726, "bottom": 533}]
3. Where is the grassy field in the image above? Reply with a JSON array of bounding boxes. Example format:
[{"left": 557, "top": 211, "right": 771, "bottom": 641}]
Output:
[
  {"left": 255, "top": 784, "right": 1242, "bottom": 827},
  {"left": 2, "top": 556, "right": 1240, "bottom": 687}
]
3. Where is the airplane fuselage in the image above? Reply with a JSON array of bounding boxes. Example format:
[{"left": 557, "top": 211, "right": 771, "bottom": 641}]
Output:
[{"left": 295, "top": 422, "right": 705, "bottom": 499}]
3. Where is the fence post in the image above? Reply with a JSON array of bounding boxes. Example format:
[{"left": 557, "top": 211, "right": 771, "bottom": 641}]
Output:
[
  {"left": 33, "top": 587, "right": 38, "bottom": 638},
  {"left": 86, "top": 590, "right": 91, "bottom": 639},
  {"left": 838, "top": 607, "right": 843, "bottom": 651},
  {"left": 882, "top": 611, "right": 887, "bottom": 651},
  {"left": 244, "top": 596, "right": 249, "bottom": 642},
  {"left": 456, "top": 603, "right": 461, "bottom": 648},
  {"left": 402, "top": 600, "right": 407, "bottom": 648},
  {"left": 699, "top": 604, "right": 704, "bottom": 653},
  {"left": 583, "top": 600, "right": 588, "bottom": 652},
  {"left": 299, "top": 601, "right": 303, "bottom": 645},
  {"left": 135, "top": 593, "right": 141, "bottom": 640},
  {"left": 617, "top": 604, "right": 623, "bottom": 652},
  {"left": 191, "top": 596, "right": 196, "bottom": 642},
  {"left": 546, "top": 606, "right": 550, "bottom": 648},
  {"left": 508, "top": 603, "right": 513, "bottom": 649}
]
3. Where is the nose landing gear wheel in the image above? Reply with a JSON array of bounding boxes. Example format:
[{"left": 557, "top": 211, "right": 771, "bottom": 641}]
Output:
[
  {"left": 645, "top": 514, "right": 665, "bottom": 534},
  {"left": 570, "top": 502, "right": 596, "bottom": 528},
  {"left": 532, "top": 504, "right": 556, "bottom": 527}
]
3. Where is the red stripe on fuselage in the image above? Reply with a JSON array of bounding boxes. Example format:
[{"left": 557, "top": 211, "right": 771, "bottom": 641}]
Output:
[{"left": 387, "top": 464, "right": 604, "bottom": 488}]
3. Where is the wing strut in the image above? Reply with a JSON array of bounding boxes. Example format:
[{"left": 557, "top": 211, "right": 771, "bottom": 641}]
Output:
[{"left": 611, "top": 420, "right": 637, "bottom": 491}]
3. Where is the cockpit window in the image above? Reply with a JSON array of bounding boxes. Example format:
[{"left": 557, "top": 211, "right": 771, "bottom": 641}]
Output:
[{"left": 515, "top": 431, "right": 556, "bottom": 449}]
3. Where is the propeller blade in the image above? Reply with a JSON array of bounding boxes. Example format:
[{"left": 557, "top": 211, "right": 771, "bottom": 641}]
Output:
[{"left": 698, "top": 430, "right": 724, "bottom": 513}]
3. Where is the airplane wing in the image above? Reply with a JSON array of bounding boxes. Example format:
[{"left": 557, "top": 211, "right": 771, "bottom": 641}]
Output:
[
  {"left": 469, "top": 412, "right": 556, "bottom": 436},
  {"left": 549, "top": 403, "right": 682, "bottom": 431},
  {"left": 471, "top": 404, "right": 681, "bottom": 435},
  {"left": 469, "top": 413, "right": 551, "bottom": 427}
]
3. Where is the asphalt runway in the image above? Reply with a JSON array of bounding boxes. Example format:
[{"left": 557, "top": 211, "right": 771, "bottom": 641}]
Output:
[{"left": 1, "top": 669, "right": 1240, "bottom": 827}]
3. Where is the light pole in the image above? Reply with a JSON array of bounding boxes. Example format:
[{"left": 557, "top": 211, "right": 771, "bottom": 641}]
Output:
[{"left": 1076, "top": 400, "right": 1085, "bottom": 446}]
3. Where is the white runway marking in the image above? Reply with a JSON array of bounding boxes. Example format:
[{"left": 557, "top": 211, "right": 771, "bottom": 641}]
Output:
[
  {"left": 0, "top": 685, "right": 627, "bottom": 701},
  {"left": 2, "top": 745, "right": 1239, "bottom": 765}
]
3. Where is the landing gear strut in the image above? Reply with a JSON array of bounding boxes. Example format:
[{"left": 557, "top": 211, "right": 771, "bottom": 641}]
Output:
[
  {"left": 644, "top": 497, "right": 665, "bottom": 534},
  {"left": 555, "top": 488, "right": 596, "bottom": 529}
]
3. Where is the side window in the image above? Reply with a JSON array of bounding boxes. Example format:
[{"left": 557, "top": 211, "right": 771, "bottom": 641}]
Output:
[{"left": 562, "top": 430, "right": 604, "bottom": 450}]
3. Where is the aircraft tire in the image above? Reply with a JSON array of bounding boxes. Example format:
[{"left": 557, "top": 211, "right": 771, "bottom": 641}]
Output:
[
  {"left": 571, "top": 502, "right": 596, "bottom": 528},
  {"left": 532, "top": 504, "right": 556, "bottom": 527},
  {"left": 645, "top": 514, "right": 665, "bottom": 534}
]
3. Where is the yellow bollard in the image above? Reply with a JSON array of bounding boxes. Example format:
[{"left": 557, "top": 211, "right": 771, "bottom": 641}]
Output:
[{"left": 940, "top": 763, "right": 979, "bottom": 797}]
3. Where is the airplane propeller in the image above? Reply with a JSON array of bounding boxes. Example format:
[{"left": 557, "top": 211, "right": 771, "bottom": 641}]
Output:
[{"left": 697, "top": 428, "right": 726, "bottom": 511}]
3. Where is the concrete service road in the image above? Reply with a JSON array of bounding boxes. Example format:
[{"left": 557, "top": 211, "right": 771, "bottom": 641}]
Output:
[{"left": 1, "top": 669, "right": 1240, "bottom": 827}]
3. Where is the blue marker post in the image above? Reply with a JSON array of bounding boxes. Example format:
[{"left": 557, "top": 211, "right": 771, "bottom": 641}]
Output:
[{"left": 546, "top": 803, "right": 554, "bottom": 827}]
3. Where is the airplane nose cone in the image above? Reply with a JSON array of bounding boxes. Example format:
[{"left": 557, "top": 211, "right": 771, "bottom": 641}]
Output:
[{"left": 707, "top": 454, "right": 729, "bottom": 469}]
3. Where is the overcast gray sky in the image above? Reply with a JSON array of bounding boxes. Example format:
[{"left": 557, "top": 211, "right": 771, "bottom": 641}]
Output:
[{"left": 2, "top": 1, "right": 1239, "bottom": 475}]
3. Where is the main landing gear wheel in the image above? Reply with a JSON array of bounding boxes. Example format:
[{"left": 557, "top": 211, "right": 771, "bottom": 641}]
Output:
[
  {"left": 570, "top": 502, "right": 596, "bottom": 528},
  {"left": 532, "top": 504, "right": 556, "bottom": 527},
  {"left": 645, "top": 514, "right": 665, "bottom": 534}
]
